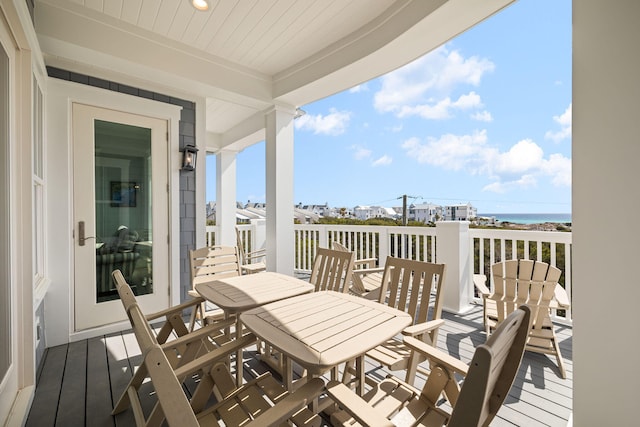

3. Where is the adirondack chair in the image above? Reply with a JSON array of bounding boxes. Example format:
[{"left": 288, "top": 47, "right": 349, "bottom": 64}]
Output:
[
  {"left": 474, "top": 259, "right": 570, "bottom": 378},
  {"left": 235, "top": 227, "right": 267, "bottom": 274},
  {"left": 327, "top": 305, "right": 531, "bottom": 427},
  {"left": 120, "top": 298, "right": 325, "bottom": 427},
  {"left": 188, "top": 245, "right": 242, "bottom": 329},
  {"left": 332, "top": 241, "right": 383, "bottom": 299},
  {"left": 352, "top": 256, "right": 446, "bottom": 386}
]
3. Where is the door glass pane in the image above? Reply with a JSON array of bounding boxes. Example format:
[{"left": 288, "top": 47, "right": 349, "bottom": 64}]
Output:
[
  {"left": 95, "top": 120, "right": 153, "bottom": 303},
  {"left": 0, "top": 36, "right": 10, "bottom": 381}
]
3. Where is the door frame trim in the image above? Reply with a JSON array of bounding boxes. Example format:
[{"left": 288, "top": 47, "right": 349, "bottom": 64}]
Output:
[{"left": 48, "top": 79, "right": 182, "bottom": 344}]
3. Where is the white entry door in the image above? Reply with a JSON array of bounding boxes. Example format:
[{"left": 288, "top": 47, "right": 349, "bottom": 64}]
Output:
[{"left": 73, "top": 103, "right": 169, "bottom": 331}]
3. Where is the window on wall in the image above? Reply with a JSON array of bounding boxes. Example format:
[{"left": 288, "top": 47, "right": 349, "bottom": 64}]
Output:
[{"left": 32, "top": 76, "right": 45, "bottom": 287}]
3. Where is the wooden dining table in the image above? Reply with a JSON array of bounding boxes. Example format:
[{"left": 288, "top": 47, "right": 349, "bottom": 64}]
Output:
[
  {"left": 195, "top": 271, "right": 315, "bottom": 386},
  {"left": 240, "top": 290, "right": 413, "bottom": 396}
]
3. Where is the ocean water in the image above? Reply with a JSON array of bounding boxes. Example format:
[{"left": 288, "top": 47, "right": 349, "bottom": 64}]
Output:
[{"left": 480, "top": 213, "right": 572, "bottom": 224}]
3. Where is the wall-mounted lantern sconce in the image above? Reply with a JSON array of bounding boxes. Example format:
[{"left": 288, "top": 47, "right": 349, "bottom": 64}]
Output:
[{"left": 181, "top": 144, "right": 199, "bottom": 171}]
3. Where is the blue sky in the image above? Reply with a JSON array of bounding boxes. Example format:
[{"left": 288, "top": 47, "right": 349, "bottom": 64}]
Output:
[{"left": 206, "top": 0, "right": 571, "bottom": 214}]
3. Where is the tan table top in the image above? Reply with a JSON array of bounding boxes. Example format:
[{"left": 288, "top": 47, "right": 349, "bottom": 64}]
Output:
[
  {"left": 194, "top": 271, "right": 314, "bottom": 314},
  {"left": 240, "top": 291, "right": 412, "bottom": 374}
]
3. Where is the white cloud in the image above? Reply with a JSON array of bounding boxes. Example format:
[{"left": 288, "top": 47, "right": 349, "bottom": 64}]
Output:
[
  {"left": 482, "top": 175, "right": 537, "bottom": 193},
  {"left": 349, "top": 83, "right": 368, "bottom": 93},
  {"left": 396, "top": 92, "right": 483, "bottom": 119},
  {"left": 471, "top": 110, "right": 493, "bottom": 122},
  {"left": 401, "top": 131, "right": 571, "bottom": 192},
  {"left": 294, "top": 108, "right": 352, "bottom": 135},
  {"left": 541, "top": 153, "right": 572, "bottom": 186},
  {"left": 374, "top": 45, "right": 494, "bottom": 120},
  {"left": 351, "top": 145, "right": 372, "bottom": 160},
  {"left": 492, "top": 139, "right": 544, "bottom": 175},
  {"left": 401, "top": 130, "right": 489, "bottom": 171},
  {"left": 372, "top": 155, "right": 392, "bottom": 167},
  {"left": 545, "top": 103, "right": 572, "bottom": 142}
]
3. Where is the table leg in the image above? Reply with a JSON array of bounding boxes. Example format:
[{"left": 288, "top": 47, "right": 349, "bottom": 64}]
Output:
[
  {"left": 235, "top": 318, "right": 243, "bottom": 387},
  {"left": 356, "top": 355, "right": 365, "bottom": 396},
  {"left": 283, "top": 355, "right": 293, "bottom": 391}
]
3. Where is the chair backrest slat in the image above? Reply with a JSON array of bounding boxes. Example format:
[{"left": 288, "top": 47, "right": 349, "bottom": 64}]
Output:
[
  {"left": 378, "top": 257, "right": 446, "bottom": 326},
  {"left": 189, "top": 245, "right": 241, "bottom": 286},
  {"left": 310, "top": 247, "right": 355, "bottom": 293}
]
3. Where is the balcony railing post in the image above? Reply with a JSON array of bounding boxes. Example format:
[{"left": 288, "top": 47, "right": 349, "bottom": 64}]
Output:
[
  {"left": 251, "top": 218, "right": 267, "bottom": 252},
  {"left": 436, "top": 221, "right": 474, "bottom": 314},
  {"left": 378, "top": 228, "right": 390, "bottom": 263}
]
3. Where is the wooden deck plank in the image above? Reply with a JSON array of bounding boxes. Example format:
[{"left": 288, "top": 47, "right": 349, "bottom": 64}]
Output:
[
  {"left": 86, "top": 336, "right": 116, "bottom": 427},
  {"left": 25, "top": 344, "right": 68, "bottom": 426},
  {"left": 55, "top": 340, "right": 87, "bottom": 426},
  {"left": 26, "top": 304, "right": 572, "bottom": 427},
  {"left": 105, "top": 332, "right": 137, "bottom": 427}
]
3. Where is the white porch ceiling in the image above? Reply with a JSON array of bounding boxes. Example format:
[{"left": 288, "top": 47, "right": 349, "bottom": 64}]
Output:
[{"left": 35, "top": 0, "right": 514, "bottom": 151}]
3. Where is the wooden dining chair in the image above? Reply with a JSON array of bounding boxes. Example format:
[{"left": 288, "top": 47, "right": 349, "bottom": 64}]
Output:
[
  {"left": 235, "top": 227, "right": 267, "bottom": 274},
  {"left": 309, "top": 246, "right": 355, "bottom": 293},
  {"left": 327, "top": 305, "right": 531, "bottom": 427},
  {"left": 188, "top": 245, "right": 242, "bottom": 329},
  {"left": 474, "top": 258, "right": 570, "bottom": 378},
  {"left": 350, "top": 256, "right": 446, "bottom": 386},
  {"left": 110, "top": 269, "right": 242, "bottom": 416},
  {"left": 119, "top": 299, "right": 325, "bottom": 427},
  {"left": 332, "top": 241, "right": 384, "bottom": 299}
]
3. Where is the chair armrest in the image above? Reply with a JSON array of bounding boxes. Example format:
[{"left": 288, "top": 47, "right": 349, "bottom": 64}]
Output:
[
  {"left": 401, "top": 319, "right": 445, "bottom": 337},
  {"left": 145, "top": 296, "right": 206, "bottom": 321},
  {"left": 325, "top": 381, "right": 395, "bottom": 427},
  {"left": 244, "top": 378, "right": 326, "bottom": 427},
  {"left": 553, "top": 284, "right": 571, "bottom": 308},
  {"left": 173, "top": 333, "right": 257, "bottom": 379},
  {"left": 403, "top": 336, "right": 469, "bottom": 376},
  {"left": 353, "top": 267, "right": 385, "bottom": 276},
  {"left": 473, "top": 274, "right": 490, "bottom": 296},
  {"left": 159, "top": 318, "right": 236, "bottom": 351},
  {"left": 245, "top": 248, "right": 266, "bottom": 258},
  {"left": 353, "top": 257, "right": 378, "bottom": 269}
]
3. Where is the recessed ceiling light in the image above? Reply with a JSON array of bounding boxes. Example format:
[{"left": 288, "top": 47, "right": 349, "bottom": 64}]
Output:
[{"left": 192, "top": 0, "right": 209, "bottom": 11}]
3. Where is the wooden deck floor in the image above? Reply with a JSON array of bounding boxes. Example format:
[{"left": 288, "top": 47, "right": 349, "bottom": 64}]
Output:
[{"left": 25, "top": 304, "right": 572, "bottom": 427}]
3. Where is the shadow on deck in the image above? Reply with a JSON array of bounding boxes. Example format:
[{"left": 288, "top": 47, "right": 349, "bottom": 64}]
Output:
[{"left": 25, "top": 304, "right": 572, "bottom": 427}]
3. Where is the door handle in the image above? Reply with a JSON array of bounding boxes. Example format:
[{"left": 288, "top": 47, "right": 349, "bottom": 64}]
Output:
[{"left": 78, "top": 221, "right": 95, "bottom": 246}]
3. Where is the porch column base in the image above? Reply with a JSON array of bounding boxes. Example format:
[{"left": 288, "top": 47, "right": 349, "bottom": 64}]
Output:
[{"left": 436, "top": 221, "right": 473, "bottom": 314}]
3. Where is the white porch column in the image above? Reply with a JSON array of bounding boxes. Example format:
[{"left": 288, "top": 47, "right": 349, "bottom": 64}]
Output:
[
  {"left": 264, "top": 107, "right": 295, "bottom": 274},
  {"left": 435, "top": 221, "right": 473, "bottom": 314},
  {"left": 215, "top": 149, "right": 238, "bottom": 246}
]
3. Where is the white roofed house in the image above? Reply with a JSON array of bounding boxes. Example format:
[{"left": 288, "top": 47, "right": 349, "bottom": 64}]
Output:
[
  {"left": 0, "top": 1, "right": 636, "bottom": 425},
  {"left": 444, "top": 203, "right": 478, "bottom": 221},
  {"left": 300, "top": 203, "right": 330, "bottom": 217},
  {"left": 353, "top": 205, "right": 374, "bottom": 220},
  {"left": 410, "top": 203, "right": 442, "bottom": 223},
  {"left": 354, "top": 205, "right": 396, "bottom": 220}
]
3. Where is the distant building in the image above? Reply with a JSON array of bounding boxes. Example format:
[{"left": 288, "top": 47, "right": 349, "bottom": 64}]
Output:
[
  {"left": 206, "top": 200, "right": 477, "bottom": 224},
  {"left": 353, "top": 205, "right": 398, "bottom": 220},
  {"left": 409, "top": 203, "right": 442, "bottom": 223},
  {"left": 444, "top": 203, "right": 477, "bottom": 221},
  {"left": 297, "top": 203, "right": 331, "bottom": 217}
]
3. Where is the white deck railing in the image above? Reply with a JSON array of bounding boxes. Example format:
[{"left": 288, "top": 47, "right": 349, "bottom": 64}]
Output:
[{"left": 205, "top": 222, "right": 572, "bottom": 323}]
